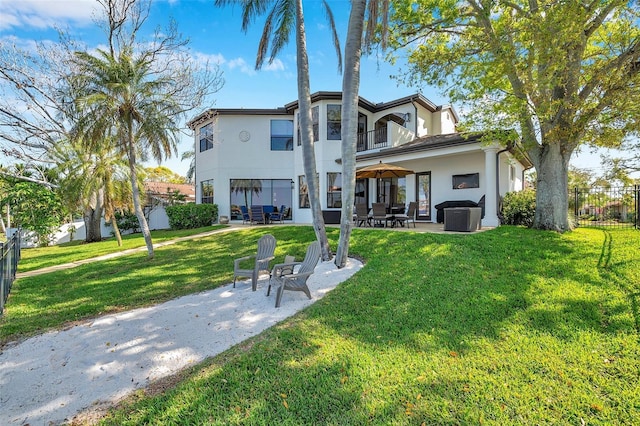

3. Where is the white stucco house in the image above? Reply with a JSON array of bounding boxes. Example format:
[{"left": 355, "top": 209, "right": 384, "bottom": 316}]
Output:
[{"left": 188, "top": 91, "right": 531, "bottom": 227}]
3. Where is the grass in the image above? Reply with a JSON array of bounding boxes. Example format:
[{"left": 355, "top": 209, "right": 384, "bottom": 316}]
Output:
[
  {"left": 2, "top": 226, "right": 639, "bottom": 424},
  {"left": 17, "top": 225, "right": 227, "bottom": 272}
]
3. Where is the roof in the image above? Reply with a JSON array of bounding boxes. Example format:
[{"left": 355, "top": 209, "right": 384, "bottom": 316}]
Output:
[
  {"left": 144, "top": 182, "right": 196, "bottom": 203},
  {"left": 355, "top": 132, "right": 533, "bottom": 168},
  {"left": 188, "top": 91, "right": 458, "bottom": 129}
]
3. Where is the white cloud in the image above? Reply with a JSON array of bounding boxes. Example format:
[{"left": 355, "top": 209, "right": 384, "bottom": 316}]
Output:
[
  {"left": 193, "top": 51, "right": 226, "bottom": 67},
  {"left": 263, "top": 58, "right": 284, "bottom": 72},
  {"left": 227, "top": 57, "right": 256, "bottom": 76},
  {"left": 1, "top": 0, "right": 98, "bottom": 31}
]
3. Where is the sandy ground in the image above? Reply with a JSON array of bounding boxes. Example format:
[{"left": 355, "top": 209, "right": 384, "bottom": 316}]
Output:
[{"left": 0, "top": 257, "right": 362, "bottom": 425}]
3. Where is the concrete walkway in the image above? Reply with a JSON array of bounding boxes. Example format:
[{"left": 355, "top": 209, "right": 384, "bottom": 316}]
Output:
[{"left": 2, "top": 227, "right": 363, "bottom": 425}]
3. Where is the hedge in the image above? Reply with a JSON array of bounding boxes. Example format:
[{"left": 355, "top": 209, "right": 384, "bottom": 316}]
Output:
[{"left": 165, "top": 203, "right": 218, "bottom": 230}]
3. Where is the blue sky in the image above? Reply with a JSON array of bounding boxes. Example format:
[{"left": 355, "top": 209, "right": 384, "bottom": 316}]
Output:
[{"left": 0, "top": 0, "right": 619, "bottom": 178}]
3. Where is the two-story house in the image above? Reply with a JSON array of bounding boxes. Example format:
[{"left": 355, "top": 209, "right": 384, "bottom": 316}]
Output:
[{"left": 188, "top": 92, "right": 531, "bottom": 227}]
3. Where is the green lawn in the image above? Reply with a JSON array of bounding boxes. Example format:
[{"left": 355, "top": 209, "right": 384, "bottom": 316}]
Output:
[
  {"left": 17, "top": 225, "right": 227, "bottom": 272},
  {"left": 2, "top": 226, "right": 638, "bottom": 425}
]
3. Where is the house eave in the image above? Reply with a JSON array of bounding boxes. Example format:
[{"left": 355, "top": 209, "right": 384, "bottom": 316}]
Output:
[
  {"left": 188, "top": 107, "right": 291, "bottom": 129},
  {"left": 348, "top": 131, "right": 532, "bottom": 169}
]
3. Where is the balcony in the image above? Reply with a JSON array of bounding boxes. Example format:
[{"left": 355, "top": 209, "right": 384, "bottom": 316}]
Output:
[
  {"left": 356, "top": 122, "right": 416, "bottom": 153},
  {"left": 357, "top": 128, "right": 388, "bottom": 152}
]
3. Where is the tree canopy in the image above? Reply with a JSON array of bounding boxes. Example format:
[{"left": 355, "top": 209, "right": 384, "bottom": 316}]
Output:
[{"left": 387, "top": 0, "right": 640, "bottom": 231}]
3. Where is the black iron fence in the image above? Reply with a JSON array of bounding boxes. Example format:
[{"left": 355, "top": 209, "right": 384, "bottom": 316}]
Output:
[
  {"left": 1, "top": 230, "right": 21, "bottom": 315},
  {"left": 572, "top": 186, "right": 639, "bottom": 229}
]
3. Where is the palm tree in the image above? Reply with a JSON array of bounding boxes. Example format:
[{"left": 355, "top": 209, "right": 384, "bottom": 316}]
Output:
[
  {"left": 54, "top": 135, "right": 138, "bottom": 246},
  {"left": 335, "top": 0, "right": 391, "bottom": 268},
  {"left": 73, "top": 47, "right": 180, "bottom": 259},
  {"left": 181, "top": 149, "right": 195, "bottom": 183},
  {"left": 215, "top": 0, "right": 341, "bottom": 262}
]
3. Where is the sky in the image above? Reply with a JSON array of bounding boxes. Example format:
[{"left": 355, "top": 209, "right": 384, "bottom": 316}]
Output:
[{"left": 0, "top": 0, "right": 625, "bottom": 178}]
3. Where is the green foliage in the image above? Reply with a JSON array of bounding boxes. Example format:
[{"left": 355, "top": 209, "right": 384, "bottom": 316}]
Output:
[
  {"left": 112, "top": 211, "right": 141, "bottom": 234},
  {"left": 0, "top": 181, "right": 65, "bottom": 246},
  {"left": 502, "top": 189, "right": 536, "bottom": 226},
  {"left": 165, "top": 203, "right": 218, "bottom": 229},
  {"left": 388, "top": 1, "right": 640, "bottom": 230}
]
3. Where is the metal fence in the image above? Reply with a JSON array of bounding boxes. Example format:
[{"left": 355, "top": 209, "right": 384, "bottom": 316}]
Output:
[
  {"left": 572, "top": 185, "right": 639, "bottom": 229},
  {"left": 1, "top": 230, "right": 21, "bottom": 315}
]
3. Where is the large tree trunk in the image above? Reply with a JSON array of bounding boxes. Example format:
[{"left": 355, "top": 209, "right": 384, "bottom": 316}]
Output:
[
  {"left": 83, "top": 189, "right": 104, "bottom": 242},
  {"left": 335, "top": 0, "right": 366, "bottom": 268},
  {"left": 295, "top": 0, "right": 330, "bottom": 261},
  {"left": 531, "top": 142, "right": 572, "bottom": 232}
]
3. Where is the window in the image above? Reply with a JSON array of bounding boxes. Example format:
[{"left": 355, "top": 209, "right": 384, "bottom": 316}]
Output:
[
  {"left": 199, "top": 123, "right": 214, "bottom": 152},
  {"left": 271, "top": 120, "right": 293, "bottom": 151},
  {"left": 299, "top": 175, "right": 309, "bottom": 208},
  {"left": 297, "top": 106, "right": 319, "bottom": 146},
  {"left": 229, "top": 179, "right": 293, "bottom": 220},
  {"left": 201, "top": 179, "right": 214, "bottom": 204},
  {"left": 327, "top": 172, "right": 342, "bottom": 208},
  {"left": 327, "top": 104, "right": 341, "bottom": 140},
  {"left": 452, "top": 173, "right": 479, "bottom": 189}
]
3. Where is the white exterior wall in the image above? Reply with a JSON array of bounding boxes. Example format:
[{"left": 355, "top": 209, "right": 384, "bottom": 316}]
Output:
[
  {"left": 191, "top": 93, "right": 527, "bottom": 225},
  {"left": 498, "top": 151, "right": 527, "bottom": 195},
  {"left": 414, "top": 103, "right": 433, "bottom": 137},
  {"left": 196, "top": 114, "right": 296, "bottom": 221}
]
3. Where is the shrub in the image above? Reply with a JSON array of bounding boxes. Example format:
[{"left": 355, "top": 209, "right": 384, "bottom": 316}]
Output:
[
  {"left": 501, "top": 189, "right": 536, "bottom": 227},
  {"left": 113, "top": 211, "right": 141, "bottom": 234},
  {"left": 165, "top": 203, "right": 218, "bottom": 229}
]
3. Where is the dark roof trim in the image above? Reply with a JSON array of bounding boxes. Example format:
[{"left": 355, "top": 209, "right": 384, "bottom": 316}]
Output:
[
  {"left": 283, "top": 91, "right": 446, "bottom": 114},
  {"left": 189, "top": 91, "right": 455, "bottom": 128},
  {"left": 284, "top": 91, "right": 378, "bottom": 112},
  {"left": 187, "top": 107, "right": 291, "bottom": 129},
  {"left": 356, "top": 132, "right": 483, "bottom": 161},
  {"left": 353, "top": 131, "right": 533, "bottom": 168}
]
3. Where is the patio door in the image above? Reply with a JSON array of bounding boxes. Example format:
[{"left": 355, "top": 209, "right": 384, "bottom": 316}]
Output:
[{"left": 416, "top": 172, "right": 431, "bottom": 221}]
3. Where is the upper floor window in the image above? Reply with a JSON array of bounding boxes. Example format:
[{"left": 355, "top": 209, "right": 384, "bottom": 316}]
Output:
[
  {"left": 327, "top": 104, "right": 341, "bottom": 140},
  {"left": 271, "top": 119, "right": 294, "bottom": 151},
  {"left": 297, "top": 106, "right": 319, "bottom": 146},
  {"left": 199, "top": 123, "right": 214, "bottom": 152},
  {"left": 201, "top": 179, "right": 214, "bottom": 204}
]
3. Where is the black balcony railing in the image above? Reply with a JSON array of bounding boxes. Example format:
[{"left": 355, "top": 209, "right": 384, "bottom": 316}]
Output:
[{"left": 357, "top": 128, "right": 388, "bottom": 152}]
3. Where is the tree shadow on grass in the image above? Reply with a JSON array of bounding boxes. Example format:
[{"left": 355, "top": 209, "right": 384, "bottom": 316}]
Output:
[{"left": 318, "top": 227, "right": 633, "bottom": 354}]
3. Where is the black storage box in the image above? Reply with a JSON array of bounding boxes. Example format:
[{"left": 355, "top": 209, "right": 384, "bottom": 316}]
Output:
[{"left": 444, "top": 207, "right": 482, "bottom": 232}]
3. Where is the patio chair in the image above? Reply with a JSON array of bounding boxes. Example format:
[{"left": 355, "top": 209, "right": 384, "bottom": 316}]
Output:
[
  {"left": 233, "top": 234, "right": 277, "bottom": 291},
  {"left": 268, "top": 205, "right": 287, "bottom": 223},
  {"left": 395, "top": 201, "right": 417, "bottom": 228},
  {"left": 249, "top": 205, "right": 266, "bottom": 225},
  {"left": 354, "top": 203, "right": 371, "bottom": 227},
  {"left": 268, "top": 241, "right": 321, "bottom": 308},
  {"left": 240, "top": 205, "right": 251, "bottom": 224},
  {"left": 371, "top": 203, "right": 393, "bottom": 227}
]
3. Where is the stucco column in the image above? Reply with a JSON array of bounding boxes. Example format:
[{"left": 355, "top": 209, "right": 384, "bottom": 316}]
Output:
[{"left": 482, "top": 145, "right": 500, "bottom": 227}]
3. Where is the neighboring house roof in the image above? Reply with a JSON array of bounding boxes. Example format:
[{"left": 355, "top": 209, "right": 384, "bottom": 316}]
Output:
[
  {"left": 354, "top": 132, "right": 533, "bottom": 169},
  {"left": 144, "top": 182, "right": 196, "bottom": 204}
]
